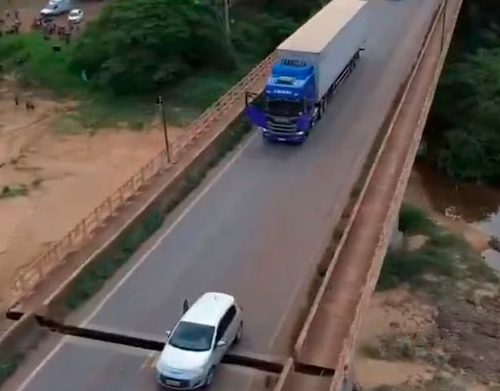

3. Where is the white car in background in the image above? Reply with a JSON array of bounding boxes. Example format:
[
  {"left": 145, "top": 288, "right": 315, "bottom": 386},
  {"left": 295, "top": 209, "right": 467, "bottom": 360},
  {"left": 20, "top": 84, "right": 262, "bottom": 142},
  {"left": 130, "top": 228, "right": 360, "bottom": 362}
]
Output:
[
  {"left": 68, "top": 8, "right": 84, "bottom": 23},
  {"left": 40, "top": 0, "right": 72, "bottom": 16},
  {"left": 156, "top": 292, "right": 243, "bottom": 389}
]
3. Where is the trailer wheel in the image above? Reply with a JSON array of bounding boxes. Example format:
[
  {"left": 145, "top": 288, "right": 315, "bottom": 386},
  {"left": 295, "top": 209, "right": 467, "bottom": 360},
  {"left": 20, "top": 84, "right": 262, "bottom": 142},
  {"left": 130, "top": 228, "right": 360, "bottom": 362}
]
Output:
[
  {"left": 314, "top": 106, "right": 320, "bottom": 122},
  {"left": 318, "top": 99, "right": 326, "bottom": 120}
]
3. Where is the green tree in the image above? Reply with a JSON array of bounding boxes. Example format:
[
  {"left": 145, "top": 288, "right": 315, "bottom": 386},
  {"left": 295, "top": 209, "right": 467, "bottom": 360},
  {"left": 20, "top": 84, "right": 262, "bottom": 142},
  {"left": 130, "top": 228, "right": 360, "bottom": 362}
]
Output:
[
  {"left": 431, "top": 48, "right": 500, "bottom": 184},
  {"left": 425, "top": 0, "right": 500, "bottom": 185},
  {"left": 71, "top": 0, "right": 233, "bottom": 93}
]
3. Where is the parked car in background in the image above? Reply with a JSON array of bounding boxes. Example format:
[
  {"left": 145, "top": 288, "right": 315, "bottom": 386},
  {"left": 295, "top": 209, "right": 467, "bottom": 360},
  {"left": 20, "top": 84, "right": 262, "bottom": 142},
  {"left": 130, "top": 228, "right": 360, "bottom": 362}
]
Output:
[
  {"left": 68, "top": 8, "right": 84, "bottom": 23},
  {"left": 40, "top": 0, "right": 72, "bottom": 16}
]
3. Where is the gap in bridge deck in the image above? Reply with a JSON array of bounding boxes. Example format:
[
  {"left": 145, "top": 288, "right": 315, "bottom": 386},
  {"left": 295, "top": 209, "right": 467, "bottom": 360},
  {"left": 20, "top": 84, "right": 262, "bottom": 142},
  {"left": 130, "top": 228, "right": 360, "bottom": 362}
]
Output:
[{"left": 5, "top": 312, "right": 337, "bottom": 377}]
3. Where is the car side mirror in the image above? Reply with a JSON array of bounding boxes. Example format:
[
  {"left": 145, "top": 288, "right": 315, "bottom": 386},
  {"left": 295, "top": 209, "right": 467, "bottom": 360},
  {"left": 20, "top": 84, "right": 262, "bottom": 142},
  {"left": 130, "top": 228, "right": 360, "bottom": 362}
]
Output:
[
  {"left": 216, "top": 339, "right": 227, "bottom": 348},
  {"left": 165, "top": 330, "right": 171, "bottom": 338}
]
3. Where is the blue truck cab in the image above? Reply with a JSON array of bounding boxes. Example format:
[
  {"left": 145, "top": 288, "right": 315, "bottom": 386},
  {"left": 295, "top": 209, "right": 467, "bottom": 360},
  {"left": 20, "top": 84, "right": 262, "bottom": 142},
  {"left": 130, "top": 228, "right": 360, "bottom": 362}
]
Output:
[
  {"left": 244, "top": 0, "right": 370, "bottom": 145},
  {"left": 246, "top": 59, "right": 317, "bottom": 144}
]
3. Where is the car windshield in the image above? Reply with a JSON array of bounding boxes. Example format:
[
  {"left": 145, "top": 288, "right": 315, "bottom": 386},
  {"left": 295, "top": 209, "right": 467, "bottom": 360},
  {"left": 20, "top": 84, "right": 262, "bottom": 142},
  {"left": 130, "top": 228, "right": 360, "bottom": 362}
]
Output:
[
  {"left": 266, "top": 99, "right": 303, "bottom": 116},
  {"left": 70, "top": 10, "right": 79, "bottom": 15},
  {"left": 169, "top": 321, "right": 214, "bottom": 352}
]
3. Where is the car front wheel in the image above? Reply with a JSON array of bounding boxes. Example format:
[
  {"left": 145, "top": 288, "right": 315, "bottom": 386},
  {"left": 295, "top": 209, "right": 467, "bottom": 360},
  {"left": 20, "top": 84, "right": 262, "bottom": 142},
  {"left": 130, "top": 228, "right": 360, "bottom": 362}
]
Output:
[
  {"left": 205, "top": 366, "right": 216, "bottom": 388},
  {"left": 234, "top": 322, "right": 243, "bottom": 344}
]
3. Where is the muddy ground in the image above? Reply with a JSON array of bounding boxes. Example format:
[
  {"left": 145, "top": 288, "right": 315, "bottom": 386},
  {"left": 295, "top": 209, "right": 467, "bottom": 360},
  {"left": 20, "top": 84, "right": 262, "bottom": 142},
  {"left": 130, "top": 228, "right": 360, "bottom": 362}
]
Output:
[
  {"left": 356, "top": 286, "right": 500, "bottom": 390},
  {"left": 355, "top": 168, "right": 500, "bottom": 391},
  {"left": 0, "top": 82, "right": 184, "bottom": 317}
]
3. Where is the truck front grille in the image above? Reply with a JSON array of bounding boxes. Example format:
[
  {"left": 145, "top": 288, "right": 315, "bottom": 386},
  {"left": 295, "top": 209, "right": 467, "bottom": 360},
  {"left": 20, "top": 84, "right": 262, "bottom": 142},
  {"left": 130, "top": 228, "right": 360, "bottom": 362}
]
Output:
[{"left": 266, "top": 115, "right": 297, "bottom": 133}]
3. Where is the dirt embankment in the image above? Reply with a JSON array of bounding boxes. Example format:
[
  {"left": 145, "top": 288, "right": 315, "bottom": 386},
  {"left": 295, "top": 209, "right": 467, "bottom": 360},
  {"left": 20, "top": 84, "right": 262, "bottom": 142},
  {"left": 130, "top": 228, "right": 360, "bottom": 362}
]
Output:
[
  {"left": 354, "top": 168, "right": 500, "bottom": 391},
  {"left": 0, "top": 82, "right": 185, "bottom": 320},
  {"left": 356, "top": 285, "right": 500, "bottom": 389}
]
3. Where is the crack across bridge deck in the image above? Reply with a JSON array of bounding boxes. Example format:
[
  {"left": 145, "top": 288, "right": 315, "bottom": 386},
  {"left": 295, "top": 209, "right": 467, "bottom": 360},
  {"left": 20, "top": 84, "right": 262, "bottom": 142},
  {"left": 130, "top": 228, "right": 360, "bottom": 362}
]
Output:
[{"left": 14, "top": 313, "right": 339, "bottom": 376}]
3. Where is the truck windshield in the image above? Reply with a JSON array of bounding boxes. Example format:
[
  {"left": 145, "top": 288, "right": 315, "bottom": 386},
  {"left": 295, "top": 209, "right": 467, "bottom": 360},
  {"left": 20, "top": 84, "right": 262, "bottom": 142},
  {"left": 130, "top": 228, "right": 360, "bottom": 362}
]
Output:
[{"left": 266, "top": 100, "right": 303, "bottom": 117}]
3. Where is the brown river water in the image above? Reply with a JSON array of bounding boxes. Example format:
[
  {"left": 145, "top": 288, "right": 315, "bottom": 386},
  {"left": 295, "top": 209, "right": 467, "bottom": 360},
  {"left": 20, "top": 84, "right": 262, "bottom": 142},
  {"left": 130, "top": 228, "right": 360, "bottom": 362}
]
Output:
[{"left": 416, "top": 162, "right": 500, "bottom": 271}]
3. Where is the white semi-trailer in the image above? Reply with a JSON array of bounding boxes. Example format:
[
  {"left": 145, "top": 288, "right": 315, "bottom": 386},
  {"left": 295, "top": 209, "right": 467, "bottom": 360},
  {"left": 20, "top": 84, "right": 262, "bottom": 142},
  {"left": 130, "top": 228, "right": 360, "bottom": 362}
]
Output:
[{"left": 245, "top": 0, "right": 370, "bottom": 143}]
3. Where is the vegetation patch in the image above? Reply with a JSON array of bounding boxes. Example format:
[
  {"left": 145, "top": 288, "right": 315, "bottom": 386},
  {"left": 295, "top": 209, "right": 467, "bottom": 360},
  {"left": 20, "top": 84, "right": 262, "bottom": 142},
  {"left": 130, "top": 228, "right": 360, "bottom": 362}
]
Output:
[
  {"left": 0, "top": 184, "right": 29, "bottom": 199},
  {"left": 378, "top": 236, "right": 459, "bottom": 291},
  {"left": 378, "top": 204, "right": 497, "bottom": 291},
  {"left": 398, "top": 204, "right": 437, "bottom": 236},
  {"left": 0, "top": 353, "right": 24, "bottom": 387}
]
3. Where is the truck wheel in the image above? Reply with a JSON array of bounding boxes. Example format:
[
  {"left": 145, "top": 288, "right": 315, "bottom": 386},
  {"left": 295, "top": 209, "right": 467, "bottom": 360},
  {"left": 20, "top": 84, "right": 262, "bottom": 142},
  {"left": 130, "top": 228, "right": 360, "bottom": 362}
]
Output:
[
  {"left": 318, "top": 101, "right": 326, "bottom": 120},
  {"left": 299, "top": 132, "right": 309, "bottom": 144},
  {"left": 263, "top": 135, "right": 275, "bottom": 144}
]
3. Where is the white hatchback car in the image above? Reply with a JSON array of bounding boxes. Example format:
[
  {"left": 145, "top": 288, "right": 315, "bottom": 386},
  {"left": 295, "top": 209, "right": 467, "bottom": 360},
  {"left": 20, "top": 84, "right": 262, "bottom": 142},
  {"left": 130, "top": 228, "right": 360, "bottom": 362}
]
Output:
[
  {"left": 68, "top": 8, "right": 83, "bottom": 23},
  {"left": 156, "top": 292, "right": 243, "bottom": 389}
]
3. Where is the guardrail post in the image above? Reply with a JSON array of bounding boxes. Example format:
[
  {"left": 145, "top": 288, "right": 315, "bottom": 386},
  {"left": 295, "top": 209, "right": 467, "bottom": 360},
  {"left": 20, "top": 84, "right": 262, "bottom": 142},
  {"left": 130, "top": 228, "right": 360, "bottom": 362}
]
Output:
[
  {"left": 105, "top": 197, "right": 111, "bottom": 218},
  {"left": 81, "top": 221, "right": 88, "bottom": 241},
  {"left": 94, "top": 207, "right": 100, "bottom": 224}
]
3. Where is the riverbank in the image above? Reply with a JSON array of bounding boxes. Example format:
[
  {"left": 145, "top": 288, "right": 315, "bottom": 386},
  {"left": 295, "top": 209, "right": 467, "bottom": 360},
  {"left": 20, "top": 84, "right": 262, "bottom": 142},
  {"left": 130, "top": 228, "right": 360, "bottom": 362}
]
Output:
[{"left": 354, "top": 163, "right": 500, "bottom": 391}]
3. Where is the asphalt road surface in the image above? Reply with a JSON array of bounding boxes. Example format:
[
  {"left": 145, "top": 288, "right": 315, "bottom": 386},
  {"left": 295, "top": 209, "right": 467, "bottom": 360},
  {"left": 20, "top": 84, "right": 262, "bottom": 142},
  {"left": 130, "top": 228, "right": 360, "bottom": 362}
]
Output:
[
  {"left": 13, "top": 0, "right": 439, "bottom": 389},
  {"left": 12, "top": 336, "right": 271, "bottom": 391}
]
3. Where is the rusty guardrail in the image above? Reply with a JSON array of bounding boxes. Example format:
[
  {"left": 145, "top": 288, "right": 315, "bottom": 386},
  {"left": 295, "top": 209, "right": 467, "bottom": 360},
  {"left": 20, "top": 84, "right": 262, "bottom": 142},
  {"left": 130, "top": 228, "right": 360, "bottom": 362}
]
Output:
[{"left": 11, "top": 51, "right": 277, "bottom": 302}]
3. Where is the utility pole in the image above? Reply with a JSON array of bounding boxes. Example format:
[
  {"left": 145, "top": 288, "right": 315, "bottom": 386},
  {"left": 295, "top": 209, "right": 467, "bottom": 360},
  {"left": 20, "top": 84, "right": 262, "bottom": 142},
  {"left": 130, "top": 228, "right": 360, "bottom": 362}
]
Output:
[{"left": 156, "top": 95, "right": 172, "bottom": 164}]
